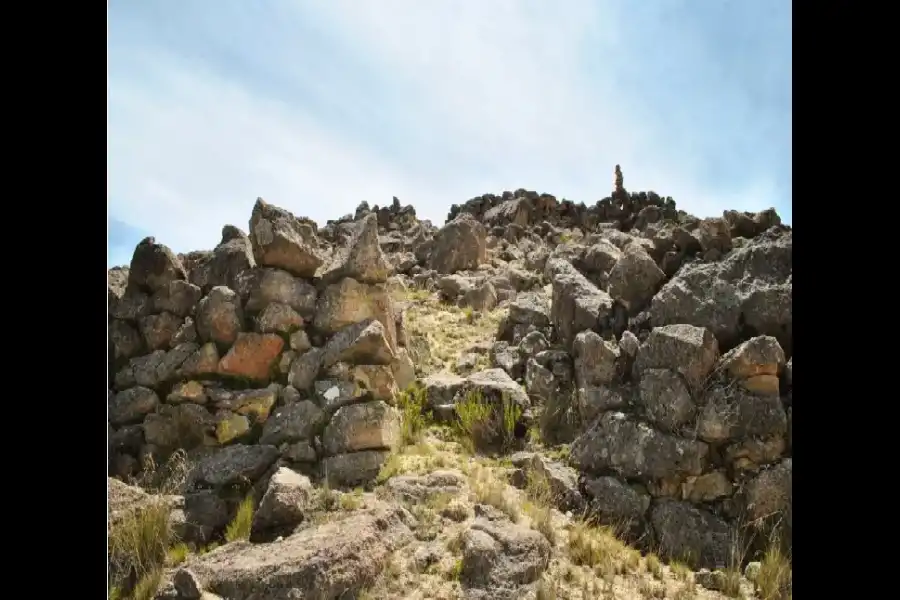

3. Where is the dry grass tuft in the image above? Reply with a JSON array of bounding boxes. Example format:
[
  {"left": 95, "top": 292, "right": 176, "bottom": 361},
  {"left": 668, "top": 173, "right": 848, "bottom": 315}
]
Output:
[
  {"left": 224, "top": 495, "right": 255, "bottom": 543},
  {"left": 108, "top": 451, "right": 191, "bottom": 600},
  {"left": 468, "top": 465, "right": 519, "bottom": 521},
  {"left": 402, "top": 290, "right": 507, "bottom": 375},
  {"left": 567, "top": 519, "right": 636, "bottom": 580},
  {"left": 755, "top": 539, "right": 792, "bottom": 600},
  {"left": 454, "top": 388, "right": 522, "bottom": 453}
]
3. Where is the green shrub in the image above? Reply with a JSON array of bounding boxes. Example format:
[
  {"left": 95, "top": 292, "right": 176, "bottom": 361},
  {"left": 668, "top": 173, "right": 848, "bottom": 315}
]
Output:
[
  {"left": 454, "top": 389, "right": 522, "bottom": 452},
  {"left": 224, "top": 495, "right": 255, "bottom": 542},
  {"left": 396, "top": 384, "right": 431, "bottom": 445}
]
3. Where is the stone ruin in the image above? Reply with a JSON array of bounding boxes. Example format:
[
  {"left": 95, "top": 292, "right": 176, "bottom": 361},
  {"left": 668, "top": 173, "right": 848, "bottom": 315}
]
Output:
[{"left": 109, "top": 169, "right": 792, "bottom": 574}]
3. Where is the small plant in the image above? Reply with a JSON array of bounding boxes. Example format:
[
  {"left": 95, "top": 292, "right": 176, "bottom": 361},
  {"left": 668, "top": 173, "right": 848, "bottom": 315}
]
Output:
[
  {"left": 567, "top": 519, "right": 632, "bottom": 580},
  {"left": 522, "top": 469, "right": 557, "bottom": 542},
  {"left": 339, "top": 488, "right": 364, "bottom": 510},
  {"left": 454, "top": 389, "right": 522, "bottom": 452},
  {"left": 646, "top": 553, "right": 663, "bottom": 580},
  {"left": 375, "top": 452, "right": 404, "bottom": 484},
  {"left": 396, "top": 384, "right": 431, "bottom": 446},
  {"left": 446, "top": 558, "right": 464, "bottom": 580},
  {"left": 719, "top": 568, "right": 744, "bottom": 598},
  {"left": 756, "top": 541, "right": 792, "bottom": 600},
  {"left": 224, "top": 495, "right": 255, "bottom": 542},
  {"left": 670, "top": 560, "right": 692, "bottom": 581},
  {"left": 469, "top": 466, "right": 519, "bottom": 522},
  {"left": 166, "top": 542, "right": 191, "bottom": 566},
  {"left": 131, "top": 569, "right": 163, "bottom": 600},
  {"left": 462, "top": 306, "right": 475, "bottom": 323}
]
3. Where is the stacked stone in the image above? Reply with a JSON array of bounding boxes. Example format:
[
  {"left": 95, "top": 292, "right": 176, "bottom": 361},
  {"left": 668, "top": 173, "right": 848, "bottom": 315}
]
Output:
[
  {"left": 108, "top": 199, "right": 416, "bottom": 532},
  {"left": 483, "top": 229, "right": 793, "bottom": 569}
]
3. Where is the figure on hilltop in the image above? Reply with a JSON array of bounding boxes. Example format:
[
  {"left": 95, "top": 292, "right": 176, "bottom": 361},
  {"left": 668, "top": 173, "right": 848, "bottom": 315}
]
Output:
[{"left": 612, "top": 164, "right": 632, "bottom": 213}]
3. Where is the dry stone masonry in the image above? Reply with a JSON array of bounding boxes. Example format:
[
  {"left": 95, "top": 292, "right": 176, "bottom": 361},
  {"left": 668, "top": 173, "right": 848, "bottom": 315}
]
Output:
[{"left": 108, "top": 167, "right": 791, "bottom": 595}]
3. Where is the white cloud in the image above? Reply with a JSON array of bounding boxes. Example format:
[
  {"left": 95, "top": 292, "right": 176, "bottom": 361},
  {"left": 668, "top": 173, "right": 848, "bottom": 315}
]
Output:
[{"left": 107, "top": 0, "right": 789, "bottom": 264}]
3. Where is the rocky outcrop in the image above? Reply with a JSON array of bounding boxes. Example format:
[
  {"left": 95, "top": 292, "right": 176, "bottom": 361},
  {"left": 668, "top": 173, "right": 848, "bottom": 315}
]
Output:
[{"left": 110, "top": 168, "right": 791, "bottom": 584}]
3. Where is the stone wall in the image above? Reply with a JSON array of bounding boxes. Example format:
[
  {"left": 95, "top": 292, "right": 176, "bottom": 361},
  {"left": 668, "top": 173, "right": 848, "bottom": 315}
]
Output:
[
  {"left": 480, "top": 215, "right": 793, "bottom": 569},
  {"left": 108, "top": 174, "right": 792, "bottom": 567},
  {"left": 108, "top": 199, "right": 423, "bottom": 541}
]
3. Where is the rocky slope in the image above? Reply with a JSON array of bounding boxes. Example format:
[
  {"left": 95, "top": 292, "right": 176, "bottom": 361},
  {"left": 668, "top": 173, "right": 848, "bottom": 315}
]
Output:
[{"left": 108, "top": 167, "right": 792, "bottom": 600}]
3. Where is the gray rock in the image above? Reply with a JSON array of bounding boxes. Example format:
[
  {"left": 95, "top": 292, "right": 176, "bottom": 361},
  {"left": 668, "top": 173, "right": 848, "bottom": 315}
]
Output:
[
  {"left": 571, "top": 411, "right": 708, "bottom": 480},
  {"left": 649, "top": 499, "right": 735, "bottom": 569}
]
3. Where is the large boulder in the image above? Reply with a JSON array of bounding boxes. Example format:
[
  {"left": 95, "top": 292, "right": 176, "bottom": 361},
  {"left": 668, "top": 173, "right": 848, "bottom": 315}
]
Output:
[
  {"left": 127, "top": 237, "right": 186, "bottom": 293},
  {"left": 248, "top": 198, "right": 325, "bottom": 278},
  {"left": 428, "top": 213, "right": 487, "bottom": 274},
  {"left": 649, "top": 228, "right": 792, "bottom": 352},
  {"left": 174, "top": 504, "right": 414, "bottom": 600},
  {"left": 319, "top": 213, "right": 391, "bottom": 285}
]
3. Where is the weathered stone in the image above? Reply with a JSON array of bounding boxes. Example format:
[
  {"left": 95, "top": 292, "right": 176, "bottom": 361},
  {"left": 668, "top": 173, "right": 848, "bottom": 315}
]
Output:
[
  {"left": 350, "top": 364, "right": 398, "bottom": 402},
  {"left": 109, "top": 319, "right": 144, "bottom": 362},
  {"left": 180, "top": 504, "right": 413, "bottom": 599},
  {"left": 742, "top": 459, "right": 792, "bottom": 521},
  {"left": 314, "top": 278, "right": 398, "bottom": 351},
  {"left": 187, "top": 226, "right": 256, "bottom": 292},
  {"left": 575, "top": 385, "right": 629, "bottom": 424},
  {"left": 549, "top": 259, "right": 614, "bottom": 351},
  {"left": 251, "top": 467, "right": 313, "bottom": 538},
  {"left": 638, "top": 369, "right": 696, "bottom": 433},
  {"left": 649, "top": 230, "right": 792, "bottom": 352},
  {"left": 212, "top": 387, "right": 279, "bottom": 421},
  {"left": 321, "top": 450, "right": 392, "bottom": 487},
  {"left": 634, "top": 324, "right": 719, "bottom": 390},
  {"left": 177, "top": 343, "right": 220, "bottom": 379},
  {"left": 322, "top": 401, "right": 401, "bottom": 456},
  {"left": 682, "top": 471, "right": 733, "bottom": 503},
  {"left": 214, "top": 412, "right": 250, "bottom": 444},
  {"left": 255, "top": 302, "right": 303, "bottom": 335},
  {"left": 109, "top": 386, "right": 159, "bottom": 426},
  {"left": 390, "top": 348, "right": 416, "bottom": 390},
  {"left": 697, "top": 385, "right": 787, "bottom": 443},
  {"left": 462, "top": 282, "right": 499, "bottom": 312},
  {"left": 461, "top": 518, "right": 551, "bottom": 596},
  {"left": 139, "top": 311, "right": 183, "bottom": 351},
  {"left": 573, "top": 330, "right": 620, "bottom": 387},
  {"left": 144, "top": 403, "right": 213, "bottom": 450},
  {"left": 649, "top": 499, "right": 735, "bottom": 569},
  {"left": 321, "top": 318, "right": 396, "bottom": 367},
  {"left": 218, "top": 333, "right": 284, "bottom": 383},
  {"left": 319, "top": 213, "right": 391, "bottom": 285},
  {"left": 428, "top": 213, "right": 487, "bottom": 274},
  {"left": 248, "top": 198, "right": 325, "bottom": 278},
  {"left": 583, "top": 476, "right": 650, "bottom": 524},
  {"left": 571, "top": 411, "right": 708, "bottom": 480},
  {"left": 189, "top": 444, "right": 279, "bottom": 491},
  {"left": 288, "top": 348, "right": 324, "bottom": 391},
  {"left": 152, "top": 280, "right": 203, "bottom": 317},
  {"left": 607, "top": 245, "right": 665, "bottom": 315},
  {"left": 507, "top": 292, "right": 550, "bottom": 328},
  {"left": 128, "top": 237, "right": 187, "bottom": 293},
  {"left": 260, "top": 400, "right": 325, "bottom": 446},
  {"left": 242, "top": 268, "right": 318, "bottom": 316},
  {"left": 196, "top": 286, "right": 244, "bottom": 347},
  {"left": 288, "top": 329, "right": 311, "bottom": 353},
  {"left": 385, "top": 470, "right": 466, "bottom": 503}
]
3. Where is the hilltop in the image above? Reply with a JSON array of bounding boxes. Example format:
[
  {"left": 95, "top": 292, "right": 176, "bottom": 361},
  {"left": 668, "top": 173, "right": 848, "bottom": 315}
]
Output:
[{"left": 107, "top": 166, "right": 792, "bottom": 600}]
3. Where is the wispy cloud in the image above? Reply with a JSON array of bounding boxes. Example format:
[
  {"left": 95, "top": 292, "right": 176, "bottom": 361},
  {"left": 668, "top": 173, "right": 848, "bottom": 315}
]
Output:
[{"left": 108, "top": 0, "right": 791, "bottom": 267}]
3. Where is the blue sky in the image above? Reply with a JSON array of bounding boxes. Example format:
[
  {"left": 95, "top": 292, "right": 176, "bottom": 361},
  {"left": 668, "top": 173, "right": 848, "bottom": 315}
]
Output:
[{"left": 108, "top": 0, "right": 792, "bottom": 268}]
